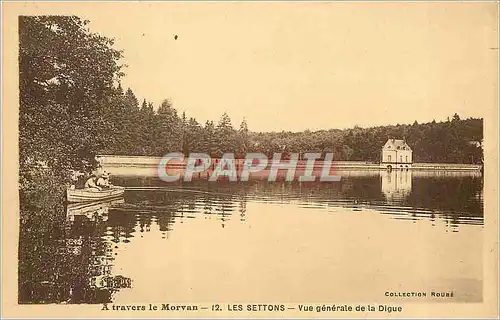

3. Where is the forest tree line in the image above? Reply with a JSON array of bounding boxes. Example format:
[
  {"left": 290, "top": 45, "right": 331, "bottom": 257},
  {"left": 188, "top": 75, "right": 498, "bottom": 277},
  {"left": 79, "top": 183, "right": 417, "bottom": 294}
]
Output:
[
  {"left": 100, "top": 86, "right": 483, "bottom": 166},
  {"left": 19, "top": 16, "right": 483, "bottom": 192}
]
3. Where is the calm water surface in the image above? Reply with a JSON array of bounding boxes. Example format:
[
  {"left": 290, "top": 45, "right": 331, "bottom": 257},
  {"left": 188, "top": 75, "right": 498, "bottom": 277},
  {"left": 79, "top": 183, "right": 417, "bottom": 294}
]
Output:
[{"left": 19, "top": 170, "right": 484, "bottom": 304}]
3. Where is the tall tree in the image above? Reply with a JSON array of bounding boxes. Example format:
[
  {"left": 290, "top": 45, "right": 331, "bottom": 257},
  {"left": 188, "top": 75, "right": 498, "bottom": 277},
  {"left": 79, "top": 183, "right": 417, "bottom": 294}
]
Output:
[
  {"left": 183, "top": 117, "right": 204, "bottom": 154},
  {"left": 236, "top": 118, "right": 250, "bottom": 158},
  {"left": 19, "top": 16, "right": 123, "bottom": 187},
  {"left": 203, "top": 121, "right": 218, "bottom": 157},
  {"left": 215, "top": 112, "right": 236, "bottom": 156},
  {"left": 123, "top": 88, "right": 140, "bottom": 154},
  {"left": 136, "top": 99, "right": 156, "bottom": 155},
  {"left": 153, "top": 99, "right": 182, "bottom": 155}
]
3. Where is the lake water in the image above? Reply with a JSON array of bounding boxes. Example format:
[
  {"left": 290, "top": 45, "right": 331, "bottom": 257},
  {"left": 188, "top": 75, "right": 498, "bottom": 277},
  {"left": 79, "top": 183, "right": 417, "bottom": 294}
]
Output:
[{"left": 18, "top": 170, "right": 483, "bottom": 304}]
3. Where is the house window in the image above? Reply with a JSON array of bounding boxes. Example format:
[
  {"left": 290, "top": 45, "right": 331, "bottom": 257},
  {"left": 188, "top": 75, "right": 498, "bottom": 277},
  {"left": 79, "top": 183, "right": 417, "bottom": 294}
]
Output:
[
  {"left": 388, "top": 155, "right": 391, "bottom": 162},
  {"left": 406, "top": 156, "right": 408, "bottom": 162},
  {"left": 400, "top": 156, "right": 403, "bottom": 162}
]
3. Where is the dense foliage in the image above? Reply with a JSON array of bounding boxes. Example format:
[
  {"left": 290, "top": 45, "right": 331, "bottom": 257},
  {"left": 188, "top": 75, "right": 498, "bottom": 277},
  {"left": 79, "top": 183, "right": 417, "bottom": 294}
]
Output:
[
  {"left": 19, "top": 16, "right": 484, "bottom": 192},
  {"left": 248, "top": 116, "right": 483, "bottom": 163},
  {"left": 98, "top": 87, "right": 484, "bottom": 165},
  {"left": 19, "top": 16, "right": 123, "bottom": 189}
]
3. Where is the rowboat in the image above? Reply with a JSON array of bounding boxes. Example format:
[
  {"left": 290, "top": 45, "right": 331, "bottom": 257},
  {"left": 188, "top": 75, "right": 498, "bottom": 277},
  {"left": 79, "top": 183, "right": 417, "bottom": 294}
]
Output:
[{"left": 66, "top": 186, "right": 125, "bottom": 203}]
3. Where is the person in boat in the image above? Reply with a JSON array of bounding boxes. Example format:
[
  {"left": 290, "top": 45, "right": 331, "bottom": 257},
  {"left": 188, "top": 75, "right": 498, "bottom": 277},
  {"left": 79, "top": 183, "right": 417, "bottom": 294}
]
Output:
[
  {"left": 84, "top": 174, "right": 102, "bottom": 191},
  {"left": 96, "top": 171, "right": 112, "bottom": 189}
]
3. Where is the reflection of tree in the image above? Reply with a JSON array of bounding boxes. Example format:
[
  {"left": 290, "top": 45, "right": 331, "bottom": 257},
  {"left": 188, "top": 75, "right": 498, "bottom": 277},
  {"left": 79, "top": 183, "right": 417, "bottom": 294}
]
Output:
[
  {"left": 340, "top": 177, "right": 383, "bottom": 203},
  {"left": 407, "top": 176, "right": 483, "bottom": 218},
  {"left": 157, "top": 211, "right": 176, "bottom": 232},
  {"left": 115, "top": 175, "right": 483, "bottom": 219},
  {"left": 124, "top": 185, "right": 242, "bottom": 228},
  {"left": 137, "top": 212, "right": 153, "bottom": 233},
  {"left": 120, "top": 190, "right": 181, "bottom": 233},
  {"left": 100, "top": 175, "right": 486, "bottom": 224},
  {"left": 203, "top": 195, "right": 214, "bottom": 215},
  {"left": 238, "top": 194, "right": 247, "bottom": 221},
  {"left": 214, "top": 195, "right": 237, "bottom": 228},
  {"left": 107, "top": 209, "right": 137, "bottom": 241},
  {"left": 19, "top": 188, "right": 132, "bottom": 304}
]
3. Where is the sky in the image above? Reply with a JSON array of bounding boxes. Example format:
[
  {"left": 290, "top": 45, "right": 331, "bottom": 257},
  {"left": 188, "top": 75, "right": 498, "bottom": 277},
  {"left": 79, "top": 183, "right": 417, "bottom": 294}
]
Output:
[{"left": 58, "top": 2, "right": 497, "bottom": 132}]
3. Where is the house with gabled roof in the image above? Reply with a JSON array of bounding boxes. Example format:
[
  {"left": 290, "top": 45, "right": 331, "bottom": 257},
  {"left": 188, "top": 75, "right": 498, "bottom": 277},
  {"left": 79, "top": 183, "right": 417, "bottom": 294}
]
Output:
[{"left": 381, "top": 138, "right": 412, "bottom": 169}]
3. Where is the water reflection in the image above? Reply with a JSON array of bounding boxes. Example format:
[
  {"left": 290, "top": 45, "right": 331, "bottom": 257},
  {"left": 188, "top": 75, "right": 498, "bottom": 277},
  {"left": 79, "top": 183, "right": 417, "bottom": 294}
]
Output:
[
  {"left": 19, "top": 195, "right": 132, "bottom": 304},
  {"left": 381, "top": 170, "right": 412, "bottom": 204},
  {"left": 19, "top": 170, "right": 483, "bottom": 304}
]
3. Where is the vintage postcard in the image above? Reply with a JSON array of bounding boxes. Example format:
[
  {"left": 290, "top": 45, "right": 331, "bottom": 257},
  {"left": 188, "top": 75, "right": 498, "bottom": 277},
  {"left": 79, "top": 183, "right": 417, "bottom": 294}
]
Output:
[{"left": 1, "top": 1, "right": 498, "bottom": 319}]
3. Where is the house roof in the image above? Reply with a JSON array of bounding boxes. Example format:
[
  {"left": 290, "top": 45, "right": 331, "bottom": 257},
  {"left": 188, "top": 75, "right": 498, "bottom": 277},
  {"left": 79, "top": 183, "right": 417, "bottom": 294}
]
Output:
[{"left": 383, "top": 139, "right": 412, "bottom": 151}]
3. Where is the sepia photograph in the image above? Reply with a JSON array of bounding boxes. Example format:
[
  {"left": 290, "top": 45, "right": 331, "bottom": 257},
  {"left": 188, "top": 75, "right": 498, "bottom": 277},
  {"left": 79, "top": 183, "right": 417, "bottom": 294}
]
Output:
[{"left": 1, "top": 1, "right": 498, "bottom": 318}]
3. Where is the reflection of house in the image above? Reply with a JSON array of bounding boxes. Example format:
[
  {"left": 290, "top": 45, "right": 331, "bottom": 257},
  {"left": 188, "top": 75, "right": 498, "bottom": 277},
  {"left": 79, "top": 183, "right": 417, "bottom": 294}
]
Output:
[
  {"left": 381, "top": 170, "right": 412, "bottom": 204},
  {"left": 381, "top": 138, "right": 412, "bottom": 169}
]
